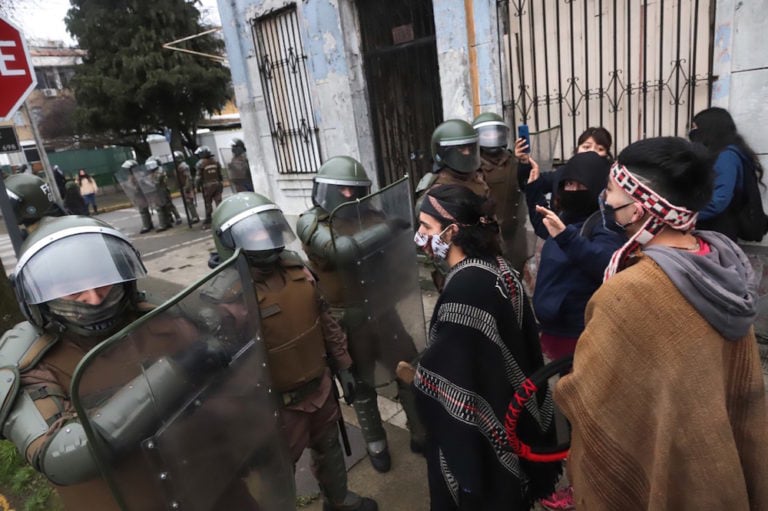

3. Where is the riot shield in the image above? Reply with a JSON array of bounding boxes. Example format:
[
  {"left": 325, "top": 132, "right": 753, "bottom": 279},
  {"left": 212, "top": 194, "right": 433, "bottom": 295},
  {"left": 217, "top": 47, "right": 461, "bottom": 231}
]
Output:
[
  {"left": 329, "top": 176, "right": 427, "bottom": 385},
  {"left": 530, "top": 125, "right": 561, "bottom": 175},
  {"left": 71, "top": 253, "right": 295, "bottom": 511},
  {"left": 133, "top": 163, "right": 163, "bottom": 209},
  {"left": 114, "top": 167, "right": 149, "bottom": 210}
]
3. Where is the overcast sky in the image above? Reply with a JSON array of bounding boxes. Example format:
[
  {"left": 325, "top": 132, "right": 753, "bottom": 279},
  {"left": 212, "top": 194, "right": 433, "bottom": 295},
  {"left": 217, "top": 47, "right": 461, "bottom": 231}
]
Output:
[{"left": 11, "top": 0, "right": 221, "bottom": 46}]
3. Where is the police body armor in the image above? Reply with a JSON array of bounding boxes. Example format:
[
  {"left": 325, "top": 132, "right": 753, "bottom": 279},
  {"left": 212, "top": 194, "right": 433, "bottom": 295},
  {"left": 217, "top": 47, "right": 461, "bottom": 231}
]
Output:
[
  {"left": 200, "top": 158, "right": 221, "bottom": 186},
  {"left": 254, "top": 254, "right": 327, "bottom": 393}
]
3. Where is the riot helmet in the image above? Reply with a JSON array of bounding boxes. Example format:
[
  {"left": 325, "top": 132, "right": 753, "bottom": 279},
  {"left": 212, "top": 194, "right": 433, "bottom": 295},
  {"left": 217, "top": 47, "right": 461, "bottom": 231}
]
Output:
[
  {"left": 13, "top": 216, "right": 147, "bottom": 334},
  {"left": 231, "top": 138, "right": 246, "bottom": 156},
  {"left": 431, "top": 119, "right": 481, "bottom": 174},
  {"left": 212, "top": 192, "right": 296, "bottom": 266},
  {"left": 5, "top": 173, "right": 56, "bottom": 226},
  {"left": 144, "top": 158, "right": 161, "bottom": 171},
  {"left": 121, "top": 159, "right": 138, "bottom": 170},
  {"left": 312, "top": 156, "right": 372, "bottom": 213},
  {"left": 472, "top": 112, "right": 509, "bottom": 151},
  {"left": 173, "top": 150, "right": 185, "bottom": 163},
  {"left": 195, "top": 146, "right": 213, "bottom": 159}
]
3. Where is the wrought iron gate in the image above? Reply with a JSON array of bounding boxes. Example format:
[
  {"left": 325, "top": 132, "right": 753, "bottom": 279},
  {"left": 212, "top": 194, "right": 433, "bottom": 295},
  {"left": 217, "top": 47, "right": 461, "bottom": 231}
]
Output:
[
  {"left": 251, "top": 5, "right": 322, "bottom": 174},
  {"left": 498, "top": 0, "right": 715, "bottom": 162},
  {"left": 357, "top": 0, "right": 443, "bottom": 191}
]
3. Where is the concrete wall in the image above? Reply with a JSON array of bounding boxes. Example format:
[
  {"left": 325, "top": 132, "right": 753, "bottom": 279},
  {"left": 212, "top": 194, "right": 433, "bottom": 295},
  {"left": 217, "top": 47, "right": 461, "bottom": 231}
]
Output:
[
  {"left": 216, "top": 0, "right": 375, "bottom": 215},
  {"left": 712, "top": 0, "right": 768, "bottom": 194}
]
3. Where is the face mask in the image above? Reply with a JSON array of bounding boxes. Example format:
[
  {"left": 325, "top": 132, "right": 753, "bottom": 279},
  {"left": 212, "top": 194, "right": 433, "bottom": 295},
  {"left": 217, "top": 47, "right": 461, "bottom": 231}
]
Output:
[
  {"left": 599, "top": 194, "right": 635, "bottom": 234},
  {"left": 559, "top": 190, "right": 597, "bottom": 217},
  {"left": 414, "top": 225, "right": 453, "bottom": 260},
  {"left": 46, "top": 284, "right": 129, "bottom": 336}
]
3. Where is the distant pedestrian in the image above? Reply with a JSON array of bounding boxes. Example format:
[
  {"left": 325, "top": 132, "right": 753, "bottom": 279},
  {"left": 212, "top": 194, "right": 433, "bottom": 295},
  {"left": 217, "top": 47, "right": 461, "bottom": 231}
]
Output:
[
  {"left": 556, "top": 137, "right": 768, "bottom": 509},
  {"left": 77, "top": 169, "right": 99, "bottom": 214},
  {"left": 53, "top": 164, "right": 67, "bottom": 198}
]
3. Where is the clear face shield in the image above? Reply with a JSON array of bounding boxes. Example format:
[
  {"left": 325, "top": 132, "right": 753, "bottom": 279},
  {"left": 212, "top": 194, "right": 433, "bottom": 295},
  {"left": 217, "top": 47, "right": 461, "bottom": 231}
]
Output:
[
  {"left": 476, "top": 123, "right": 509, "bottom": 150},
  {"left": 436, "top": 140, "right": 481, "bottom": 174},
  {"left": 217, "top": 206, "right": 297, "bottom": 256},
  {"left": 312, "top": 181, "right": 371, "bottom": 212},
  {"left": 15, "top": 231, "right": 147, "bottom": 305}
]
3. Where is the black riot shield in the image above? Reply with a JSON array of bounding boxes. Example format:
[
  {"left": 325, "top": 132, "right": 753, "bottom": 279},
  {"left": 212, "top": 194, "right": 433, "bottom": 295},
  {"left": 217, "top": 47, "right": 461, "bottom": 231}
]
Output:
[
  {"left": 329, "top": 177, "right": 427, "bottom": 385},
  {"left": 115, "top": 166, "right": 149, "bottom": 210},
  {"left": 71, "top": 252, "right": 295, "bottom": 511}
]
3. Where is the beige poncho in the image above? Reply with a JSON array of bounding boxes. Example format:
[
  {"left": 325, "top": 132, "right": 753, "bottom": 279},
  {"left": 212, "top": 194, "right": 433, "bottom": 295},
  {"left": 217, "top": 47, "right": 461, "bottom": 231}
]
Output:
[{"left": 555, "top": 256, "right": 768, "bottom": 510}]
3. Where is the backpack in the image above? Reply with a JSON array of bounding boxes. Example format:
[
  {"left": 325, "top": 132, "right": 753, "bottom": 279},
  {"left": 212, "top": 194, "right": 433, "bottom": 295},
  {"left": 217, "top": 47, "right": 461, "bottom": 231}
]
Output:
[{"left": 734, "top": 149, "right": 768, "bottom": 242}]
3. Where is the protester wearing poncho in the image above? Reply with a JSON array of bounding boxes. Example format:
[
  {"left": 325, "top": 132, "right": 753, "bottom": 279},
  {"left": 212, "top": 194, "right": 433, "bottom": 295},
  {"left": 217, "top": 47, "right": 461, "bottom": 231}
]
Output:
[
  {"left": 555, "top": 137, "right": 768, "bottom": 510},
  {"left": 412, "top": 186, "right": 561, "bottom": 510}
]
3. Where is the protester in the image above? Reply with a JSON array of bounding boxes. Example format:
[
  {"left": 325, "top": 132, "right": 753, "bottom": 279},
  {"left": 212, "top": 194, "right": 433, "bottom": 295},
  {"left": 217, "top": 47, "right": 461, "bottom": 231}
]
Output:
[
  {"left": 691, "top": 106, "right": 764, "bottom": 240},
  {"left": 404, "top": 184, "right": 560, "bottom": 510},
  {"left": 556, "top": 137, "right": 768, "bottom": 509},
  {"left": 77, "top": 169, "right": 98, "bottom": 214}
]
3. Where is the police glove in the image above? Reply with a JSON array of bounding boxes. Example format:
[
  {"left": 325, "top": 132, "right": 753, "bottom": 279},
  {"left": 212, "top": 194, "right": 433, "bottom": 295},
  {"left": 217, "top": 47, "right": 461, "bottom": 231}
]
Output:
[{"left": 337, "top": 368, "right": 357, "bottom": 405}]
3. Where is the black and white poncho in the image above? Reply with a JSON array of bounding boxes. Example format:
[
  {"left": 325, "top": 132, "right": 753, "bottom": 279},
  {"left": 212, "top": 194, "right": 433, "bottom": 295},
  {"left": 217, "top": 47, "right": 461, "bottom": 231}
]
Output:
[{"left": 414, "top": 257, "right": 561, "bottom": 510}]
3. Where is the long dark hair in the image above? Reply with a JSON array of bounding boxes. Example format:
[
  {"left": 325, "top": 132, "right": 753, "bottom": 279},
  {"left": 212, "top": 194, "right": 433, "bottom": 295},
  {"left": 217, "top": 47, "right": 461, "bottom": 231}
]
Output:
[
  {"left": 425, "top": 185, "right": 502, "bottom": 259},
  {"left": 692, "top": 107, "right": 764, "bottom": 181},
  {"left": 77, "top": 169, "right": 93, "bottom": 186}
]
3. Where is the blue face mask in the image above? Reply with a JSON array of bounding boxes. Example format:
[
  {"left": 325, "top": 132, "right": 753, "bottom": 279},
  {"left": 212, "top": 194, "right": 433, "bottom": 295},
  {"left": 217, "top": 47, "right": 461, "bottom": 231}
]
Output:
[{"left": 599, "top": 193, "right": 635, "bottom": 234}]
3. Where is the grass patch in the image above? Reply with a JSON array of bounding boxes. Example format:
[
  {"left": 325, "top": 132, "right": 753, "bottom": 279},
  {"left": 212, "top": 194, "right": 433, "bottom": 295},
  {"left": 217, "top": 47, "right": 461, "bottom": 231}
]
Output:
[{"left": 0, "top": 440, "right": 62, "bottom": 511}]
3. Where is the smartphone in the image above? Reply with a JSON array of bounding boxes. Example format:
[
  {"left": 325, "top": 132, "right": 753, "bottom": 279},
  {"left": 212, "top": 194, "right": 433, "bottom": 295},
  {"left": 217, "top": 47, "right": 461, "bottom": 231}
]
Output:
[{"left": 518, "top": 125, "right": 531, "bottom": 154}]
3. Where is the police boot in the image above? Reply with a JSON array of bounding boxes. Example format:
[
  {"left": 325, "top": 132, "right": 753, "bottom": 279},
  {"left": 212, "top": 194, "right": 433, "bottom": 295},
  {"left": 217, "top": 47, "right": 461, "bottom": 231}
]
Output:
[
  {"left": 352, "top": 382, "right": 390, "bottom": 472},
  {"left": 311, "top": 424, "right": 378, "bottom": 511},
  {"left": 398, "top": 380, "right": 427, "bottom": 454},
  {"left": 156, "top": 206, "right": 173, "bottom": 232},
  {"left": 139, "top": 207, "right": 154, "bottom": 234}
]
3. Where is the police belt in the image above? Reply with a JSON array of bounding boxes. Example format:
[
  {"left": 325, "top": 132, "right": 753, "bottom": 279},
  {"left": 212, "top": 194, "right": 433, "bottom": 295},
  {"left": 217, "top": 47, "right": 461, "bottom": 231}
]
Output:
[{"left": 278, "top": 376, "right": 322, "bottom": 407}]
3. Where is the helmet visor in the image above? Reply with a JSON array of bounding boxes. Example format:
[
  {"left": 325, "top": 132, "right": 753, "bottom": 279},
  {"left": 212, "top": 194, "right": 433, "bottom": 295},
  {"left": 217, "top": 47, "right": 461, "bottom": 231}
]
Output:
[
  {"left": 16, "top": 233, "right": 146, "bottom": 304},
  {"left": 313, "top": 182, "right": 370, "bottom": 212},
  {"left": 436, "top": 142, "right": 481, "bottom": 174},
  {"left": 220, "top": 207, "right": 297, "bottom": 253},
  {"left": 476, "top": 124, "right": 509, "bottom": 148}
]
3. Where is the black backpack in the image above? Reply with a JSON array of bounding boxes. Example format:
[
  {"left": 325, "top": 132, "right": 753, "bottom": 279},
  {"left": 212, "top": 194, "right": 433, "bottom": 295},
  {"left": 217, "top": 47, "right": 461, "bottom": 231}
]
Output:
[{"left": 734, "top": 149, "right": 768, "bottom": 242}]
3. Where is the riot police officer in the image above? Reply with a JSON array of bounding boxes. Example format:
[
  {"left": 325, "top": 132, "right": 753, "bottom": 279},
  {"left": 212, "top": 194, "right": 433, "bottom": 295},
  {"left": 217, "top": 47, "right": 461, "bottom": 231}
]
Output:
[
  {"left": 145, "top": 157, "right": 176, "bottom": 231},
  {"left": 472, "top": 112, "right": 528, "bottom": 272},
  {"left": 195, "top": 146, "right": 223, "bottom": 229},
  {"left": 228, "top": 138, "right": 254, "bottom": 192},
  {"left": 4, "top": 173, "right": 64, "bottom": 236},
  {"left": 211, "top": 192, "right": 378, "bottom": 511},
  {"left": 118, "top": 159, "right": 155, "bottom": 234},
  {"left": 173, "top": 150, "right": 200, "bottom": 224},
  {"left": 297, "top": 156, "right": 427, "bottom": 473}
]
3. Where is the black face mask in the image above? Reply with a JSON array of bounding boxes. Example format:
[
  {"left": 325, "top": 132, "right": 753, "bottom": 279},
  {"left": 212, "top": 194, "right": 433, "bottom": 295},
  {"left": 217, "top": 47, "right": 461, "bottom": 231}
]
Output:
[
  {"left": 599, "top": 194, "right": 634, "bottom": 234},
  {"left": 558, "top": 190, "right": 597, "bottom": 217}
]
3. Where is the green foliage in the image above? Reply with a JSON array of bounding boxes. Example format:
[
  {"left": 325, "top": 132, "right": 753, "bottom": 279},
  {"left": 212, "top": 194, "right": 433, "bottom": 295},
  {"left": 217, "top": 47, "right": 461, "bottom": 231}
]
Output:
[
  {"left": 0, "top": 440, "right": 61, "bottom": 511},
  {"left": 65, "top": 0, "right": 231, "bottom": 156}
]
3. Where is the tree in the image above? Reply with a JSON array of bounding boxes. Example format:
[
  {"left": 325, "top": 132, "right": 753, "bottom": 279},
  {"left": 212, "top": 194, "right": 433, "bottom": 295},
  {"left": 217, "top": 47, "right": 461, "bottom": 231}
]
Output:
[
  {"left": 65, "top": 0, "right": 231, "bottom": 158},
  {"left": 39, "top": 94, "right": 78, "bottom": 147}
]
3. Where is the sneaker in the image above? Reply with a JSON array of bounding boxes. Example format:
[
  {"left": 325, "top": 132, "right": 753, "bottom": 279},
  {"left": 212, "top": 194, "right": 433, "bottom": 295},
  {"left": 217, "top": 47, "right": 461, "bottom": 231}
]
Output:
[{"left": 540, "top": 486, "right": 574, "bottom": 511}]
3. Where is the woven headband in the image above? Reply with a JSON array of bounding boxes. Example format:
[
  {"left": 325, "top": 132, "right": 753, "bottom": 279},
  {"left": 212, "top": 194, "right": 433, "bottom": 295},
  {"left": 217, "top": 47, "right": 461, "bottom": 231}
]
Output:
[
  {"left": 603, "top": 162, "right": 697, "bottom": 280},
  {"left": 421, "top": 192, "right": 496, "bottom": 229}
]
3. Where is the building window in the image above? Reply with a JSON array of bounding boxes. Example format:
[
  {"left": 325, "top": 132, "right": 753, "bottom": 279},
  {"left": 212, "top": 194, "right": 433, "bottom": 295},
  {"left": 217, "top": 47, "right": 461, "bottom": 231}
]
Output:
[
  {"left": 34, "top": 68, "right": 59, "bottom": 90},
  {"left": 251, "top": 5, "right": 322, "bottom": 174}
]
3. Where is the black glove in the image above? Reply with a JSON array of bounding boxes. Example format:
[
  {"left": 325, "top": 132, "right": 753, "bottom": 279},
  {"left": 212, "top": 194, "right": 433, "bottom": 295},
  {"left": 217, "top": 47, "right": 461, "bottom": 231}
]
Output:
[
  {"left": 337, "top": 368, "right": 357, "bottom": 405},
  {"left": 172, "top": 341, "right": 230, "bottom": 378}
]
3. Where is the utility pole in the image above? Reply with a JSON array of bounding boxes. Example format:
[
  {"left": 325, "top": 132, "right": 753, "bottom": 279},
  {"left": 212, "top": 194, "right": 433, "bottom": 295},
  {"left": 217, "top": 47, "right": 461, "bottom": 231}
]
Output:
[{"left": 23, "top": 102, "right": 63, "bottom": 206}]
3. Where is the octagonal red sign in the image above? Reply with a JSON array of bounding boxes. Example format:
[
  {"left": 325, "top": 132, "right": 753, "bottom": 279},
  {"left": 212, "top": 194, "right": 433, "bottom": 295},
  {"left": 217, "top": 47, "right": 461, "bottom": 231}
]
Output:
[{"left": 0, "top": 16, "right": 36, "bottom": 121}]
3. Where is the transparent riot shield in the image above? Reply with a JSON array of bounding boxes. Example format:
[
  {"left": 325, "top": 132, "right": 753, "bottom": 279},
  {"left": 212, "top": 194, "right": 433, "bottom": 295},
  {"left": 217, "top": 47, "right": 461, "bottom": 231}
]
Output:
[
  {"left": 133, "top": 163, "right": 163, "bottom": 209},
  {"left": 115, "top": 166, "right": 149, "bottom": 210},
  {"left": 329, "top": 176, "right": 427, "bottom": 385},
  {"left": 71, "top": 252, "right": 295, "bottom": 511}
]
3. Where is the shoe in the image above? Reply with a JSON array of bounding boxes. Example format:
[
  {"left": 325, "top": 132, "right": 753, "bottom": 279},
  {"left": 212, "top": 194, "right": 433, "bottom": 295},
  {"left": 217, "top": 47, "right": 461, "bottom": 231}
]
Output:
[
  {"left": 540, "top": 486, "right": 574, "bottom": 511},
  {"left": 201, "top": 223, "right": 211, "bottom": 231},
  {"left": 191, "top": 218, "right": 200, "bottom": 224},
  {"left": 410, "top": 438, "right": 425, "bottom": 455},
  {"left": 322, "top": 496, "right": 378, "bottom": 511},
  {"left": 139, "top": 227, "right": 153, "bottom": 234},
  {"left": 175, "top": 218, "right": 182, "bottom": 225},
  {"left": 368, "top": 447, "right": 391, "bottom": 473},
  {"left": 156, "top": 226, "right": 171, "bottom": 232}
]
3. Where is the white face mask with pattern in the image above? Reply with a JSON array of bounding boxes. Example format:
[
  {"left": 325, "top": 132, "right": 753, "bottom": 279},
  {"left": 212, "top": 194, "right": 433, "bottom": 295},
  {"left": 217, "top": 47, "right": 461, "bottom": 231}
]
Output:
[{"left": 413, "top": 225, "right": 453, "bottom": 260}]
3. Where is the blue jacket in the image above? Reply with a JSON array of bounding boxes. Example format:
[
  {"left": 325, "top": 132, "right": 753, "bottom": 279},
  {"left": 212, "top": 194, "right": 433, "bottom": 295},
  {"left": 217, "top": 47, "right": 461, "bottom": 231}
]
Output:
[
  {"left": 697, "top": 145, "right": 744, "bottom": 221},
  {"left": 532, "top": 221, "right": 626, "bottom": 337}
]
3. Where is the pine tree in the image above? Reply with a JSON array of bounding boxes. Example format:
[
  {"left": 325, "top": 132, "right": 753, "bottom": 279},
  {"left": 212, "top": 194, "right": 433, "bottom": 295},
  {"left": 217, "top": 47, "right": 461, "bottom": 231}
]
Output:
[{"left": 65, "top": 0, "right": 231, "bottom": 158}]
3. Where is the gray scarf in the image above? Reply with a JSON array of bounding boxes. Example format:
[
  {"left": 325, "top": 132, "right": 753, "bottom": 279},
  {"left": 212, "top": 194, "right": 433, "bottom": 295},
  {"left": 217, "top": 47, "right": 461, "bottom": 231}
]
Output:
[{"left": 643, "top": 230, "right": 757, "bottom": 341}]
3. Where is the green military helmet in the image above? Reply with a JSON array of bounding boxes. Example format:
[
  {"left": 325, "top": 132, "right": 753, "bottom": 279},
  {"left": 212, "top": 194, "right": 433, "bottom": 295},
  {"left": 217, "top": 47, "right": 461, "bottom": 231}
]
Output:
[
  {"left": 5, "top": 173, "right": 55, "bottom": 226},
  {"left": 431, "top": 119, "right": 481, "bottom": 174},
  {"left": 212, "top": 192, "right": 297, "bottom": 264},
  {"left": 13, "top": 215, "right": 147, "bottom": 332},
  {"left": 472, "top": 112, "right": 510, "bottom": 150},
  {"left": 173, "top": 150, "right": 185, "bottom": 163},
  {"left": 144, "top": 157, "right": 162, "bottom": 171},
  {"left": 195, "top": 146, "right": 213, "bottom": 159},
  {"left": 121, "top": 159, "right": 138, "bottom": 170},
  {"left": 231, "top": 138, "right": 246, "bottom": 156},
  {"left": 313, "top": 155, "right": 372, "bottom": 213}
]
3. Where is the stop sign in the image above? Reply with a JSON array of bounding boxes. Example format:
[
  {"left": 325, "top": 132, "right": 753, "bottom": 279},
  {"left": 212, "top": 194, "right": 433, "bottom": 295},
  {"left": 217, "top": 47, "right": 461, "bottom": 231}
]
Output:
[{"left": 0, "top": 17, "right": 36, "bottom": 121}]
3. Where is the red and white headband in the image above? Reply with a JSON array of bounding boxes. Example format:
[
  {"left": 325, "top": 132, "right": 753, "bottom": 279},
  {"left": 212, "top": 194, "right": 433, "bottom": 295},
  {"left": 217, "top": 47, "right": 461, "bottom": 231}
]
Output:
[{"left": 603, "top": 162, "right": 698, "bottom": 280}]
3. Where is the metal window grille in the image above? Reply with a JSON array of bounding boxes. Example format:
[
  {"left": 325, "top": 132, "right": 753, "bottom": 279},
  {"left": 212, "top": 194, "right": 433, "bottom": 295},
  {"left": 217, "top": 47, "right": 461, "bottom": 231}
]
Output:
[
  {"left": 251, "top": 5, "right": 322, "bottom": 174},
  {"left": 497, "top": 0, "right": 715, "bottom": 162}
]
